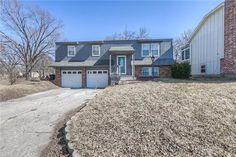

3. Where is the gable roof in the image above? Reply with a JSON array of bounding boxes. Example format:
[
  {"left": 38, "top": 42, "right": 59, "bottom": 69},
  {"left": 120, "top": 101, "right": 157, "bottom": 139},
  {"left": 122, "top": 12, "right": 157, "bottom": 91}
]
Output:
[
  {"left": 189, "top": 2, "right": 224, "bottom": 42},
  {"left": 55, "top": 39, "right": 173, "bottom": 45}
]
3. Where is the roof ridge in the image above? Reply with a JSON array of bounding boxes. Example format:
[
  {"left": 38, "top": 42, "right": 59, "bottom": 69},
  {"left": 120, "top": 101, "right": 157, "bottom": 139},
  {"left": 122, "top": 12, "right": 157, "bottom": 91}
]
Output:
[{"left": 56, "top": 38, "right": 173, "bottom": 44}]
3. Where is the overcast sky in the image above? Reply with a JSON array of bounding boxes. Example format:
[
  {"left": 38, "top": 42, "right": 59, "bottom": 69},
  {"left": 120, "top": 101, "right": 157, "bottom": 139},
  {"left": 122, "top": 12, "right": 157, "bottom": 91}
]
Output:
[{"left": 23, "top": 0, "right": 224, "bottom": 41}]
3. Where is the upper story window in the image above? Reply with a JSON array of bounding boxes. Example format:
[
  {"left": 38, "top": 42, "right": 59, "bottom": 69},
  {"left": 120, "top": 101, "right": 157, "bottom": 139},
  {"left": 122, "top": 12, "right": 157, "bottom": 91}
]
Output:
[
  {"left": 151, "top": 43, "right": 159, "bottom": 56},
  {"left": 92, "top": 45, "right": 100, "bottom": 56},
  {"left": 142, "top": 43, "right": 159, "bottom": 57},
  {"left": 181, "top": 47, "right": 190, "bottom": 61},
  {"left": 67, "top": 46, "right": 76, "bottom": 57},
  {"left": 142, "top": 44, "right": 150, "bottom": 57}
]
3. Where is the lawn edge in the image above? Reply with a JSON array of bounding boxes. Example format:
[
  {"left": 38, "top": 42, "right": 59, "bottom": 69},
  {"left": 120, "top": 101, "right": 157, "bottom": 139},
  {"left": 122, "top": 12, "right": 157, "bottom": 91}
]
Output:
[{"left": 65, "top": 104, "right": 87, "bottom": 157}]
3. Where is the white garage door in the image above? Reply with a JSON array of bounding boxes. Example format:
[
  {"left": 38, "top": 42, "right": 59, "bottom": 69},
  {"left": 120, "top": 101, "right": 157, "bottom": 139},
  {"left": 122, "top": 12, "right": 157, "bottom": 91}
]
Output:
[
  {"left": 87, "top": 70, "right": 108, "bottom": 88},
  {"left": 61, "top": 70, "right": 82, "bottom": 88}
]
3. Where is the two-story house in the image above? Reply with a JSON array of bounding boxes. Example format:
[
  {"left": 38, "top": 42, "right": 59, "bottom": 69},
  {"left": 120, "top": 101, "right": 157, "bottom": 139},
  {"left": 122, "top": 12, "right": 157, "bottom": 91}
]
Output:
[
  {"left": 180, "top": 0, "right": 236, "bottom": 77},
  {"left": 51, "top": 39, "right": 174, "bottom": 88}
]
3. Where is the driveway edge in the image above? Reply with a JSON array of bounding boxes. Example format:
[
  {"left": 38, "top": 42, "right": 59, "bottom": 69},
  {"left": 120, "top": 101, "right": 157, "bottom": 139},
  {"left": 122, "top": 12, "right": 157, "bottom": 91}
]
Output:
[{"left": 65, "top": 104, "right": 86, "bottom": 157}]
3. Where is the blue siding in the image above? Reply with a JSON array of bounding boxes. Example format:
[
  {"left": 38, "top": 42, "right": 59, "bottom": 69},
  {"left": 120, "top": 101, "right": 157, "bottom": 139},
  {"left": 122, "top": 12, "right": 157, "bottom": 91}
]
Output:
[{"left": 55, "top": 39, "right": 174, "bottom": 66}]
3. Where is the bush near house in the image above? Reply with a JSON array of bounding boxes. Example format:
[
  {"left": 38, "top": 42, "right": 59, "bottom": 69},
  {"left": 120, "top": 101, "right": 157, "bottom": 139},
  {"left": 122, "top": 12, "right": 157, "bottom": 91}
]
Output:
[{"left": 171, "top": 62, "right": 191, "bottom": 78}]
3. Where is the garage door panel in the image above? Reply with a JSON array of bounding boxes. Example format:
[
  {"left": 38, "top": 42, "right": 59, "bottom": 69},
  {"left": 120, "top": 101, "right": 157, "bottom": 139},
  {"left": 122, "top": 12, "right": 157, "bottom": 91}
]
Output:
[
  {"left": 87, "top": 70, "right": 108, "bottom": 88},
  {"left": 61, "top": 70, "right": 82, "bottom": 88}
]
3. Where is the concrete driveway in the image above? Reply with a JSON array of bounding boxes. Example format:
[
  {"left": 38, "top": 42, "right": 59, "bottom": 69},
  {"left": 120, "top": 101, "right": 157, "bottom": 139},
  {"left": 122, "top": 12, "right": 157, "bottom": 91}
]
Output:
[{"left": 0, "top": 88, "right": 100, "bottom": 157}]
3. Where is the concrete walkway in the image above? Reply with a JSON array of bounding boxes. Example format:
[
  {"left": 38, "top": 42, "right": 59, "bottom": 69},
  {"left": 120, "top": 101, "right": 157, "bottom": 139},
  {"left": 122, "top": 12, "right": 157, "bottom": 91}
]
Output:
[{"left": 0, "top": 88, "right": 100, "bottom": 157}]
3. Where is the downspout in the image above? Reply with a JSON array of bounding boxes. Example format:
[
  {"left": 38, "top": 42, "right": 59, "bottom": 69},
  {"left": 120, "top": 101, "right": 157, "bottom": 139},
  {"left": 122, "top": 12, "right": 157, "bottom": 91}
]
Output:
[
  {"left": 132, "top": 52, "right": 135, "bottom": 78},
  {"left": 109, "top": 54, "right": 111, "bottom": 77}
]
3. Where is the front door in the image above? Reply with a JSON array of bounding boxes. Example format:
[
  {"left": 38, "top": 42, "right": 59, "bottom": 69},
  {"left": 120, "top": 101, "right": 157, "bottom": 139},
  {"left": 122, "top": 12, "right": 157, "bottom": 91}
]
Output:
[{"left": 117, "top": 56, "right": 126, "bottom": 74}]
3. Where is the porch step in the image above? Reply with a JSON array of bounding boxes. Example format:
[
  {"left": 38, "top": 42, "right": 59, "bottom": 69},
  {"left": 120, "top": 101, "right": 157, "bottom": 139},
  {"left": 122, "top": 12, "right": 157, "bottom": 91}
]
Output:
[
  {"left": 119, "top": 80, "right": 141, "bottom": 85},
  {"left": 118, "top": 75, "right": 136, "bottom": 85},
  {"left": 119, "top": 75, "right": 136, "bottom": 81}
]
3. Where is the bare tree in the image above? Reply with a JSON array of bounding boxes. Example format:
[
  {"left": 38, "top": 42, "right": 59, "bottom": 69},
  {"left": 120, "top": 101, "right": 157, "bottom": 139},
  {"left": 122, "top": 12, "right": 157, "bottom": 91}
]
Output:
[
  {"left": 136, "top": 27, "right": 149, "bottom": 39},
  {"left": 173, "top": 30, "right": 192, "bottom": 61},
  {"left": 33, "top": 54, "right": 54, "bottom": 79},
  {"left": 121, "top": 25, "right": 136, "bottom": 40},
  {"left": 105, "top": 26, "right": 149, "bottom": 40},
  {"left": 0, "top": 45, "right": 20, "bottom": 84},
  {"left": 0, "top": 0, "right": 62, "bottom": 80}
]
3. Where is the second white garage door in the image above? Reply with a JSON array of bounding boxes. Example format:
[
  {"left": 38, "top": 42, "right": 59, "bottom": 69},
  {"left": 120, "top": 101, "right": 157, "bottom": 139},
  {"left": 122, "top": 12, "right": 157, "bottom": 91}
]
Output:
[{"left": 87, "top": 70, "right": 108, "bottom": 88}]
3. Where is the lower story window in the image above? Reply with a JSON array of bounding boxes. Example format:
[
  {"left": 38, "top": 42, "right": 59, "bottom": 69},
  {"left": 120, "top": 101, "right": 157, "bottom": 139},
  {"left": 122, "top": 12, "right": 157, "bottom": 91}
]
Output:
[
  {"left": 142, "top": 67, "right": 150, "bottom": 76},
  {"left": 201, "top": 65, "right": 206, "bottom": 73},
  {"left": 153, "top": 67, "right": 159, "bottom": 76},
  {"left": 141, "top": 67, "right": 159, "bottom": 76}
]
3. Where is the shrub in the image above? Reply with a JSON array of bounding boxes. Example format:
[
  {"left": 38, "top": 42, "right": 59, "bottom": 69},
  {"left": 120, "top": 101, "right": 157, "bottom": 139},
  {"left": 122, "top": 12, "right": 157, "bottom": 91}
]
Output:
[
  {"left": 8, "top": 69, "right": 18, "bottom": 85},
  {"left": 171, "top": 62, "right": 191, "bottom": 78}
]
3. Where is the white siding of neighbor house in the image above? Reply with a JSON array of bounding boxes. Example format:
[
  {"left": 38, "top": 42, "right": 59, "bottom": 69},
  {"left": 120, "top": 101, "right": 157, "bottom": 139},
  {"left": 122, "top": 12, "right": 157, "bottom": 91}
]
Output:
[{"left": 190, "top": 5, "right": 224, "bottom": 75}]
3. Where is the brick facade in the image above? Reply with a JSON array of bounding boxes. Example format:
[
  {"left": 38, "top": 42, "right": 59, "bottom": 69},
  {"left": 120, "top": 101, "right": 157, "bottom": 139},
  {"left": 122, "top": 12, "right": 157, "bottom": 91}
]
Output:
[
  {"left": 53, "top": 66, "right": 170, "bottom": 87},
  {"left": 53, "top": 67, "right": 111, "bottom": 87},
  {"left": 81, "top": 67, "right": 86, "bottom": 88},
  {"left": 222, "top": 0, "right": 236, "bottom": 76},
  {"left": 135, "top": 66, "right": 172, "bottom": 80},
  {"left": 52, "top": 68, "right": 61, "bottom": 86},
  {"left": 159, "top": 66, "right": 172, "bottom": 77}
]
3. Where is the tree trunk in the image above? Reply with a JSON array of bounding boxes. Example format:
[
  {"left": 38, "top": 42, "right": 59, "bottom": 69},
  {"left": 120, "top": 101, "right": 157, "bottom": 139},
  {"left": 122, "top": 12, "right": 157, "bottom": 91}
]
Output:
[
  {"left": 25, "top": 65, "right": 29, "bottom": 80},
  {"left": 42, "top": 69, "right": 45, "bottom": 79}
]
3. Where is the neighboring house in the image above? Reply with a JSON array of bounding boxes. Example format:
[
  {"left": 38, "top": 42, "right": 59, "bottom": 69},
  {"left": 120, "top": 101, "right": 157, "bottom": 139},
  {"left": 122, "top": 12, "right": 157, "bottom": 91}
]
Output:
[
  {"left": 50, "top": 39, "right": 174, "bottom": 88},
  {"left": 179, "top": 44, "right": 190, "bottom": 63},
  {"left": 180, "top": 0, "right": 236, "bottom": 77},
  {"left": 30, "top": 72, "right": 40, "bottom": 78}
]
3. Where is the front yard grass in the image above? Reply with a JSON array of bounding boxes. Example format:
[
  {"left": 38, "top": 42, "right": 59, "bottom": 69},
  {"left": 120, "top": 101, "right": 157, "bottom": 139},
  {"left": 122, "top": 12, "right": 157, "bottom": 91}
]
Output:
[
  {"left": 69, "top": 79, "right": 236, "bottom": 157},
  {"left": 0, "top": 79, "right": 58, "bottom": 102}
]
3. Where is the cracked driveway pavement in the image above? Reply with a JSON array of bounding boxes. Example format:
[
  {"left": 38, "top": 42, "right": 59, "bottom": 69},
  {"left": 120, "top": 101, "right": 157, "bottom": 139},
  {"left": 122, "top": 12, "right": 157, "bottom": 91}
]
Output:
[{"left": 0, "top": 88, "right": 100, "bottom": 157}]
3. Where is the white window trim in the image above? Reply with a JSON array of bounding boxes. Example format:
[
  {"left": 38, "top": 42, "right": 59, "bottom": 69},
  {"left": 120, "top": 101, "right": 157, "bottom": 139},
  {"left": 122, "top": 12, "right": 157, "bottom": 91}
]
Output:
[
  {"left": 117, "top": 55, "right": 126, "bottom": 74},
  {"left": 141, "top": 67, "right": 150, "bottom": 76},
  {"left": 181, "top": 50, "right": 185, "bottom": 60},
  {"left": 181, "top": 47, "right": 190, "bottom": 61},
  {"left": 142, "top": 43, "right": 160, "bottom": 57},
  {"left": 141, "top": 67, "right": 159, "bottom": 77},
  {"left": 141, "top": 44, "right": 150, "bottom": 57},
  {"left": 92, "top": 45, "right": 100, "bottom": 57},
  {"left": 67, "top": 46, "right": 76, "bottom": 57},
  {"left": 151, "top": 43, "right": 160, "bottom": 57}
]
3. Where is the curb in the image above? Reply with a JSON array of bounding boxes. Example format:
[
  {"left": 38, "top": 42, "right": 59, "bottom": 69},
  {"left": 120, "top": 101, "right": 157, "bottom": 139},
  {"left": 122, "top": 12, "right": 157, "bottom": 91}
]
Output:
[{"left": 65, "top": 103, "right": 87, "bottom": 157}]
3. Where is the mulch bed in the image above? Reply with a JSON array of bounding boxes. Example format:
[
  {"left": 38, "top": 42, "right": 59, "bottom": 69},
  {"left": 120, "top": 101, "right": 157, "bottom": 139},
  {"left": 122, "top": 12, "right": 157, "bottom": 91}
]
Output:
[{"left": 67, "top": 81, "right": 236, "bottom": 157}]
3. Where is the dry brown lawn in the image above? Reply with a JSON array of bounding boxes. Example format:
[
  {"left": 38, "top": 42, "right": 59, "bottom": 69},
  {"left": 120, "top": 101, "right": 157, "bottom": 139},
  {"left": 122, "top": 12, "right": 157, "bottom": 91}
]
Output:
[
  {"left": 0, "top": 79, "right": 58, "bottom": 102},
  {"left": 69, "top": 79, "right": 236, "bottom": 157}
]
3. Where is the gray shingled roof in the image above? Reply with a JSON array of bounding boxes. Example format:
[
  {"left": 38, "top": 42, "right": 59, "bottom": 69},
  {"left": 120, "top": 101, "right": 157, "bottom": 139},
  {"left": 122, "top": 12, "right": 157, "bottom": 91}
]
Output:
[
  {"left": 133, "top": 58, "right": 174, "bottom": 66},
  {"left": 49, "top": 60, "right": 96, "bottom": 67},
  {"left": 56, "top": 39, "right": 173, "bottom": 45},
  {"left": 54, "top": 38, "right": 174, "bottom": 67},
  {"left": 133, "top": 58, "right": 152, "bottom": 65},
  {"left": 109, "top": 46, "right": 134, "bottom": 52}
]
